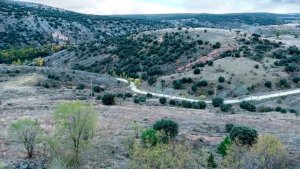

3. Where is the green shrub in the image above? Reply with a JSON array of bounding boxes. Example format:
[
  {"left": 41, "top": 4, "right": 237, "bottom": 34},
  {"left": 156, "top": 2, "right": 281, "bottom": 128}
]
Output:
[
  {"left": 76, "top": 83, "right": 85, "bottom": 90},
  {"left": 125, "top": 93, "right": 133, "bottom": 98},
  {"left": 275, "top": 106, "right": 282, "bottom": 112},
  {"left": 148, "top": 77, "right": 157, "bottom": 86},
  {"left": 229, "top": 125, "right": 258, "bottom": 146},
  {"left": 217, "top": 136, "right": 232, "bottom": 157},
  {"left": 102, "top": 93, "right": 115, "bottom": 105},
  {"left": 292, "top": 77, "right": 300, "bottom": 83},
  {"left": 218, "top": 76, "right": 225, "bottom": 83},
  {"left": 181, "top": 100, "right": 193, "bottom": 108},
  {"left": 239, "top": 101, "right": 256, "bottom": 112},
  {"left": 141, "top": 129, "right": 158, "bottom": 148},
  {"left": 197, "top": 80, "right": 208, "bottom": 87},
  {"left": 192, "top": 101, "right": 206, "bottom": 109},
  {"left": 93, "top": 86, "right": 101, "bottom": 93},
  {"left": 146, "top": 93, "right": 153, "bottom": 98},
  {"left": 194, "top": 68, "right": 201, "bottom": 74},
  {"left": 225, "top": 123, "right": 235, "bottom": 133},
  {"left": 169, "top": 99, "right": 177, "bottom": 106},
  {"left": 217, "top": 85, "right": 224, "bottom": 90},
  {"left": 220, "top": 104, "right": 232, "bottom": 112},
  {"left": 280, "top": 109, "right": 287, "bottom": 114},
  {"left": 96, "top": 95, "right": 101, "bottom": 100},
  {"left": 264, "top": 81, "right": 272, "bottom": 88},
  {"left": 133, "top": 97, "right": 140, "bottom": 104},
  {"left": 159, "top": 97, "right": 167, "bottom": 105},
  {"left": 153, "top": 119, "right": 178, "bottom": 142},
  {"left": 173, "top": 80, "right": 183, "bottom": 89},
  {"left": 290, "top": 109, "right": 298, "bottom": 114},
  {"left": 212, "top": 97, "right": 224, "bottom": 107},
  {"left": 207, "top": 153, "right": 217, "bottom": 168},
  {"left": 207, "top": 90, "right": 214, "bottom": 95}
]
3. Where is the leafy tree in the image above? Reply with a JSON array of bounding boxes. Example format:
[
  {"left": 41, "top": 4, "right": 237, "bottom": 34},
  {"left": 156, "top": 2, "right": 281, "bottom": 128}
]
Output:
[
  {"left": 212, "top": 97, "right": 224, "bottom": 107},
  {"left": 240, "top": 101, "right": 256, "bottom": 112},
  {"left": 153, "top": 119, "right": 178, "bottom": 143},
  {"left": 230, "top": 125, "right": 258, "bottom": 146},
  {"left": 173, "top": 80, "right": 183, "bottom": 89},
  {"left": 218, "top": 76, "right": 225, "bottom": 83},
  {"left": 141, "top": 129, "right": 158, "bottom": 148},
  {"left": 207, "top": 153, "right": 217, "bottom": 168},
  {"left": 159, "top": 97, "right": 167, "bottom": 105},
  {"left": 53, "top": 101, "right": 98, "bottom": 163},
  {"left": 194, "top": 68, "right": 201, "bottom": 74},
  {"left": 102, "top": 93, "right": 115, "bottom": 105},
  {"left": 217, "top": 136, "right": 232, "bottom": 157},
  {"left": 93, "top": 86, "right": 101, "bottom": 93},
  {"left": 192, "top": 101, "right": 207, "bottom": 109},
  {"left": 264, "top": 81, "right": 272, "bottom": 88},
  {"left": 8, "top": 119, "right": 43, "bottom": 158},
  {"left": 197, "top": 80, "right": 208, "bottom": 87},
  {"left": 147, "top": 77, "right": 157, "bottom": 86},
  {"left": 220, "top": 104, "right": 232, "bottom": 112},
  {"left": 225, "top": 123, "right": 235, "bottom": 132}
]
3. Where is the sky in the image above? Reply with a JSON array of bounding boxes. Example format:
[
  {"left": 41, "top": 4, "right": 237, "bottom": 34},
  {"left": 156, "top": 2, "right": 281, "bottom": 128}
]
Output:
[{"left": 18, "top": 0, "right": 300, "bottom": 15}]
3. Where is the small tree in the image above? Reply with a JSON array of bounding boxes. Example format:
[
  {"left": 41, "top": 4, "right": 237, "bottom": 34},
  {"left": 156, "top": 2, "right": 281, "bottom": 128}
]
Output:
[
  {"left": 53, "top": 101, "right": 98, "bottom": 163},
  {"left": 218, "top": 76, "right": 225, "bottom": 83},
  {"left": 240, "top": 101, "right": 256, "bottom": 112},
  {"left": 264, "top": 81, "right": 272, "bottom": 89},
  {"left": 207, "top": 153, "right": 217, "bottom": 168},
  {"left": 212, "top": 97, "right": 224, "bottom": 107},
  {"left": 159, "top": 97, "right": 167, "bottom": 105},
  {"left": 194, "top": 68, "right": 201, "bottom": 74},
  {"left": 220, "top": 104, "right": 232, "bottom": 113},
  {"left": 141, "top": 129, "right": 158, "bottom": 148},
  {"left": 217, "top": 136, "right": 232, "bottom": 157},
  {"left": 230, "top": 125, "right": 258, "bottom": 146},
  {"left": 102, "top": 93, "right": 115, "bottom": 105},
  {"left": 9, "top": 119, "right": 42, "bottom": 158},
  {"left": 153, "top": 119, "right": 178, "bottom": 143}
]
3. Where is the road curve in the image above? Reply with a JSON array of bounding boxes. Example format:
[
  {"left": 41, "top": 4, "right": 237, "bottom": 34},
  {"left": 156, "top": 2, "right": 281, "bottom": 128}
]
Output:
[{"left": 116, "top": 78, "right": 300, "bottom": 104}]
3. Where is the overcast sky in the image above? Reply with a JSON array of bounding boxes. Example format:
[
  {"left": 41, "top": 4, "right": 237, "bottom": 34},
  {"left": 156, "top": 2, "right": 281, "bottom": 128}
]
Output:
[{"left": 18, "top": 0, "right": 300, "bottom": 15}]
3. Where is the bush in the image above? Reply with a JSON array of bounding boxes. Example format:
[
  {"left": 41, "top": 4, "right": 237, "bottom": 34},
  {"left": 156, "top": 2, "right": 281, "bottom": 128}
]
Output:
[
  {"left": 264, "top": 81, "right": 272, "bottom": 88},
  {"left": 141, "top": 129, "right": 158, "bottom": 148},
  {"left": 240, "top": 101, "right": 256, "bottom": 112},
  {"left": 207, "top": 153, "right": 217, "bottom": 168},
  {"left": 229, "top": 125, "right": 258, "bottom": 146},
  {"left": 225, "top": 123, "right": 235, "bottom": 133},
  {"left": 125, "top": 93, "right": 133, "bottom": 98},
  {"left": 280, "top": 109, "right": 287, "bottom": 114},
  {"left": 102, "top": 93, "right": 115, "bottom": 105},
  {"left": 153, "top": 119, "right": 179, "bottom": 142},
  {"left": 197, "top": 80, "right": 208, "bottom": 87},
  {"left": 76, "top": 83, "right": 85, "bottom": 90},
  {"left": 146, "top": 93, "right": 153, "bottom": 98},
  {"left": 169, "top": 99, "right": 177, "bottom": 106},
  {"left": 217, "top": 136, "right": 232, "bottom": 157},
  {"left": 207, "top": 61, "right": 214, "bottom": 66},
  {"left": 133, "top": 97, "right": 140, "bottom": 104},
  {"left": 194, "top": 68, "right": 201, "bottom": 74},
  {"left": 212, "top": 97, "right": 224, "bottom": 107},
  {"left": 218, "top": 76, "right": 225, "bottom": 83},
  {"left": 207, "top": 90, "right": 214, "bottom": 95},
  {"left": 93, "top": 86, "right": 101, "bottom": 93},
  {"left": 220, "top": 104, "right": 232, "bottom": 112},
  {"left": 148, "top": 77, "right": 157, "bottom": 86},
  {"left": 159, "top": 97, "right": 167, "bottom": 105},
  {"left": 275, "top": 106, "right": 282, "bottom": 112},
  {"left": 292, "top": 77, "right": 300, "bottom": 83},
  {"left": 217, "top": 85, "right": 224, "bottom": 90},
  {"left": 181, "top": 100, "right": 193, "bottom": 108},
  {"left": 192, "top": 101, "right": 206, "bottom": 109},
  {"left": 173, "top": 80, "right": 183, "bottom": 89}
]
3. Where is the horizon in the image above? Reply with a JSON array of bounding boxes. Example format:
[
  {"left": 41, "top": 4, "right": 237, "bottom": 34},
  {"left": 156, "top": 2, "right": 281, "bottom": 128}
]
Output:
[{"left": 17, "top": 0, "right": 300, "bottom": 15}]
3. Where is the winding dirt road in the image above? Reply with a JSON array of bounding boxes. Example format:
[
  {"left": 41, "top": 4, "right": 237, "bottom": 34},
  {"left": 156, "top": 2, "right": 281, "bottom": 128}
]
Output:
[{"left": 116, "top": 78, "right": 300, "bottom": 104}]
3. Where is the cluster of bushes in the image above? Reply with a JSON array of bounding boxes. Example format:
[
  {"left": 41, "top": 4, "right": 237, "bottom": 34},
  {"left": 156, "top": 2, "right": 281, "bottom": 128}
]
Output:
[
  {"left": 239, "top": 101, "right": 256, "bottom": 112},
  {"left": 212, "top": 97, "right": 233, "bottom": 113}
]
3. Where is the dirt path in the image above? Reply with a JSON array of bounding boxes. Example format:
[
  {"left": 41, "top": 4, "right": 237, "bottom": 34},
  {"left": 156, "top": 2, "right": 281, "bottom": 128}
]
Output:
[{"left": 117, "top": 78, "right": 300, "bottom": 104}]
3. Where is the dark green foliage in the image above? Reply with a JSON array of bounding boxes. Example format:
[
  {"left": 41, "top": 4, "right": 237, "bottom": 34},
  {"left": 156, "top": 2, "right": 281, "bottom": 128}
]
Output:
[
  {"left": 125, "top": 93, "right": 133, "bottom": 98},
  {"left": 280, "top": 109, "right": 287, "bottom": 114},
  {"left": 192, "top": 101, "right": 206, "bottom": 109},
  {"left": 169, "top": 99, "right": 177, "bottom": 106},
  {"left": 239, "top": 101, "right": 256, "bottom": 112},
  {"left": 212, "top": 42, "right": 221, "bottom": 49},
  {"left": 217, "top": 136, "right": 232, "bottom": 157},
  {"left": 76, "top": 83, "right": 85, "bottom": 90},
  {"left": 218, "top": 76, "right": 225, "bottom": 83},
  {"left": 217, "top": 85, "right": 224, "bottom": 90},
  {"left": 96, "top": 95, "right": 101, "bottom": 100},
  {"left": 207, "top": 153, "right": 217, "bottom": 168},
  {"left": 220, "top": 104, "right": 232, "bottom": 113},
  {"left": 159, "top": 97, "right": 167, "bottom": 105},
  {"left": 279, "top": 79, "right": 289, "bottom": 88},
  {"left": 148, "top": 77, "right": 157, "bottom": 86},
  {"left": 93, "top": 86, "right": 101, "bottom": 93},
  {"left": 229, "top": 125, "right": 258, "bottom": 146},
  {"left": 173, "top": 80, "right": 183, "bottom": 89},
  {"left": 207, "top": 90, "right": 214, "bottom": 95},
  {"left": 212, "top": 97, "right": 224, "bottom": 107},
  {"left": 264, "top": 81, "right": 272, "bottom": 88},
  {"left": 207, "top": 60, "right": 214, "bottom": 66},
  {"left": 275, "top": 106, "right": 282, "bottom": 112},
  {"left": 146, "top": 93, "right": 153, "bottom": 98},
  {"left": 293, "top": 77, "right": 300, "bottom": 83},
  {"left": 225, "top": 123, "right": 235, "bottom": 133},
  {"left": 102, "top": 93, "right": 115, "bottom": 105},
  {"left": 141, "top": 129, "right": 158, "bottom": 147},
  {"left": 290, "top": 109, "right": 298, "bottom": 114},
  {"left": 181, "top": 100, "right": 193, "bottom": 108},
  {"left": 194, "top": 68, "right": 201, "bottom": 74},
  {"left": 197, "top": 80, "right": 208, "bottom": 87},
  {"left": 153, "top": 119, "right": 179, "bottom": 142}
]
